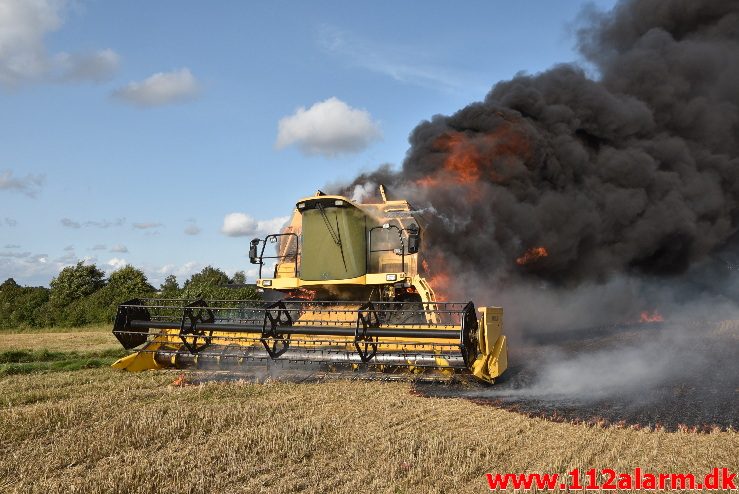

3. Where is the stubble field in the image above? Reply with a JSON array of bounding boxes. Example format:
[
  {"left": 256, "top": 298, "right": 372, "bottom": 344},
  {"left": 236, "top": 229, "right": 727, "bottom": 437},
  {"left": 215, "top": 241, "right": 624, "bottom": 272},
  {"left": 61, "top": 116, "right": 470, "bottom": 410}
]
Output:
[{"left": 0, "top": 326, "right": 737, "bottom": 493}]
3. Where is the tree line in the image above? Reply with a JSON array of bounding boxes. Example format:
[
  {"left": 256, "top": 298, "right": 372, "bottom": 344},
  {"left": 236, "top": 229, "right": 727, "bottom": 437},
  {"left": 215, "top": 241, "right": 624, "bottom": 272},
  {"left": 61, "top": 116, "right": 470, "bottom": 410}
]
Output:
[{"left": 0, "top": 262, "right": 258, "bottom": 329}]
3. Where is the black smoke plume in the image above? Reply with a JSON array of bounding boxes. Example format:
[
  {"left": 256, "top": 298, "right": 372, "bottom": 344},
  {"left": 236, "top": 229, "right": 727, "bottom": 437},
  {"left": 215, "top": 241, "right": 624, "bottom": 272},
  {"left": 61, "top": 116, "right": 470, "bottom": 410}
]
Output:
[
  {"left": 339, "top": 0, "right": 739, "bottom": 288},
  {"left": 338, "top": 1, "right": 739, "bottom": 425}
]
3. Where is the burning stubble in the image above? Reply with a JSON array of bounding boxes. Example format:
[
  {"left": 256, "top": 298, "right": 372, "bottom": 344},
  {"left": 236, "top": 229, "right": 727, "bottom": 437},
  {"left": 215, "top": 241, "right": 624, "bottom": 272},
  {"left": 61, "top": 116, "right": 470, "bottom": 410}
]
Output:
[{"left": 488, "top": 324, "right": 707, "bottom": 403}]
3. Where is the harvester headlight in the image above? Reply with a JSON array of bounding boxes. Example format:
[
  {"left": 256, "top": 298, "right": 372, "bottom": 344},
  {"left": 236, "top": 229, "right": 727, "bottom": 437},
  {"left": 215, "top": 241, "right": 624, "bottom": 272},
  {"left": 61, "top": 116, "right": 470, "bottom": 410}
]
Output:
[
  {"left": 262, "top": 279, "right": 272, "bottom": 287},
  {"left": 386, "top": 274, "right": 397, "bottom": 281},
  {"left": 298, "top": 203, "right": 305, "bottom": 209},
  {"left": 334, "top": 200, "right": 344, "bottom": 206}
]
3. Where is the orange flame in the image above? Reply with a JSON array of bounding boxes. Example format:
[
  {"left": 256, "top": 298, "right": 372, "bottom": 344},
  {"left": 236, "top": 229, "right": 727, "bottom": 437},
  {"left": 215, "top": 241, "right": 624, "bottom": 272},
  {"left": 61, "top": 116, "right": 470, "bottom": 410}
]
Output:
[
  {"left": 414, "top": 123, "right": 532, "bottom": 189},
  {"left": 639, "top": 310, "right": 664, "bottom": 323},
  {"left": 422, "top": 256, "right": 451, "bottom": 301},
  {"left": 170, "top": 373, "right": 190, "bottom": 387},
  {"left": 290, "top": 287, "right": 317, "bottom": 301},
  {"left": 516, "top": 246, "right": 549, "bottom": 266},
  {"left": 436, "top": 133, "right": 482, "bottom": 184}
]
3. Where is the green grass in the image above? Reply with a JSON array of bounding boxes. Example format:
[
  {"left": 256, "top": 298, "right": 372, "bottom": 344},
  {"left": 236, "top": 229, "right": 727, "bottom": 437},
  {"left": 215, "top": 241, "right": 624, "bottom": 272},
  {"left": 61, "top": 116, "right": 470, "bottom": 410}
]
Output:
[{"left": 0, "top": 348, "right": 127, "bottom": 376}]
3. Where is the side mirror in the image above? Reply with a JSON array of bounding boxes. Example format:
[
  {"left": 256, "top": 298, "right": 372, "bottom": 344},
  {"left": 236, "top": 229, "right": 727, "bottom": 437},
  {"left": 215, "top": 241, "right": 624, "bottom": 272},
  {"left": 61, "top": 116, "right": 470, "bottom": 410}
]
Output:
[
  {"left": 249, "top": 239, "right": 261, "bottom": 264},
  {"left": 406, "top": 224, "right": 420, "bottom": 254}
]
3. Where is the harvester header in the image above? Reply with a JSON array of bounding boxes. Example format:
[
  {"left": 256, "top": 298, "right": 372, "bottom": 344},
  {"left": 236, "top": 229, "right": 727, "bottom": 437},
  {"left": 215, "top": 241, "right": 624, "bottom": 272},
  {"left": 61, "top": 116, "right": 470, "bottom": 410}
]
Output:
[{"left": 112, "top": 187, "right": 508, "bottom": 383}]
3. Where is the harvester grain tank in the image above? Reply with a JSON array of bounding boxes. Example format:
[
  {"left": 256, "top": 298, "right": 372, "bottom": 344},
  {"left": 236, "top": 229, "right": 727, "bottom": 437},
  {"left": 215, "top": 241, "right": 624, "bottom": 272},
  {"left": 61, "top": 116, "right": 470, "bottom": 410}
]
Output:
[{"left": 111, "top": 187, "right": 508, "bottom": 382}]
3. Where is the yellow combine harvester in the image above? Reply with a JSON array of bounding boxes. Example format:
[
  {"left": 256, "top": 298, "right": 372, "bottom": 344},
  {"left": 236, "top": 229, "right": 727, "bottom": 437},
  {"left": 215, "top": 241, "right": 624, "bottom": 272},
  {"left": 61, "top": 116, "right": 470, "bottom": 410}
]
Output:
[{"left": 111, "top": 187, "right": 508, "bottom": 382}]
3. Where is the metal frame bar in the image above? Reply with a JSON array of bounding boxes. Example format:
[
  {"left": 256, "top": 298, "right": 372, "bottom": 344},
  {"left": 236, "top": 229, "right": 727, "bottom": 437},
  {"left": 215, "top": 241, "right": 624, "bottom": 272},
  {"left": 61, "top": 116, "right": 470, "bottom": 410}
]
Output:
[
  {"left": 254, "top": 232, "right": 300, "bottom": 279},
  {"left": 129, "top": 320, "right": 460, "bottom": 339},
  {"left": 367, "top": 224, "right": 405, "bottom": 274}
]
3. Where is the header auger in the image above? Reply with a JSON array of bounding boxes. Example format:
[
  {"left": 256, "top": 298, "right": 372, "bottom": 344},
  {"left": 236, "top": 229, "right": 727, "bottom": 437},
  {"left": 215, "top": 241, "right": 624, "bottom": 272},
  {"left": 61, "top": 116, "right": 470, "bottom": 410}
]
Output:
[{"left": 112, "top": 187, "right": 508, "bottom": 383}]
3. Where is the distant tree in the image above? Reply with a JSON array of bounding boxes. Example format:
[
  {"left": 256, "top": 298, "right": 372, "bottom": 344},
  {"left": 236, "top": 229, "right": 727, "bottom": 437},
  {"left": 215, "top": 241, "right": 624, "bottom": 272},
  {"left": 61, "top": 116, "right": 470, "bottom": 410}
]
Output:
[
  {"left": 11, "top": 286, "right": 50, "bottom": 328},
  {"left": 1, "top": 278, "right": 20, "bottom": 291},
  {"left": 1, "top": 264, "right": 259, "bottom": 329},
  {"left": 184, "top": 266, "right": 230, "bottom": 289},
  {"left": 107, "top": 266, "right": 154, "bottom": 297},
  {"left": 183, "top": 283, "right": 261, "bottom": 301},
  {"left": 160, "top": 274, "right": 180, "bottom": 298},
  {"left": 230, "top": 271, "right": 246, "bottom": 284},
  {"left": 49, "top": 262, "right": 105, "bottom": 307},
  {"left": 84, "top": 266, "right": 155, "bottom": 323},
  {"left": 180, "top": 267, "right": 259, "bottom": 301},
  {"left": 0, "top": 278, "right": 51, "bottom": 328}
]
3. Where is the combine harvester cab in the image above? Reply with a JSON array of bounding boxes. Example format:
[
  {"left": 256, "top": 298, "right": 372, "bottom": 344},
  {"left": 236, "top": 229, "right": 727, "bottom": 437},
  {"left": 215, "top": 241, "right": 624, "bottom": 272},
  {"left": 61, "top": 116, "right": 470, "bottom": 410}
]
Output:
[{"left": 112, "top": 187, "right": 508, "bottom": 383}]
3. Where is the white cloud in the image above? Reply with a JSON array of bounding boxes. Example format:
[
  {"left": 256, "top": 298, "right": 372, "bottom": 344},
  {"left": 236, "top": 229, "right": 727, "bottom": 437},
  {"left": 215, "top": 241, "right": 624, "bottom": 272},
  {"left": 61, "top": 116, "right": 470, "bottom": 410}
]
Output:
[
  {"left": 53, "top": 250, "right": 75, "bottom": 263},
  {"left": 156, "top": 261, "right": 200, "bottom": 277},
  {"left": 91, "top": 244, "right": 106, "bottom": 251},
  {"left": 276, "top": 97, "right": 381, "bottom": 157},
  {"left": 60, "top": 217, "right": 125, "bottom": 229},
  {"left": 112, "top": 68, "right": 201, "bottom": 107},
  {"left": 0, "top": 246, "right": 124, "bottom": 286},
  {"left": 54, "top": 48, "right": 119, "bottom": 82},
  {"left": 0, "top": 0, "right": 60, "bottom": 86},
  {"left": 132, "top": 222, "right": 162, "bottom": 230},
  {"left": 0, "top": 170, "right": 44, "bottom": 197},
  {"left": 184, "top": 224, "right": 201, "bottom": 235},
  {"left": 221, "top": 213, "right": 289, "bottom": 238},
  {"left": 0, "top": 249, "right": 63, "bottom": 286},
  {"left": 0, "top": 0, "right": 119, "bottom": 87},
  {"left": 107, "top": 257, "right": 127, "bottom": 270},
  {"left": 0, "top": 250, "right": 31, "bottom": 258},
  {"left": 222, "top": 213, "right": 256, "bottom": 237},
  {"left": 109, "top": 244, "right": 128, "bottom": 253},
  {"left": 60, "top": 217, "right": 80, "bottom": 228}
]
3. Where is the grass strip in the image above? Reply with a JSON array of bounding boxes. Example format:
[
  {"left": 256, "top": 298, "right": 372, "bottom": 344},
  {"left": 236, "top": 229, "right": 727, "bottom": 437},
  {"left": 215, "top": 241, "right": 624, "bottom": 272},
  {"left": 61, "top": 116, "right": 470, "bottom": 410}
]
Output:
[
  {"left": 0, "top": 348, "right": 128, "bottom": 376},
  {"left": 0, "top": 324, "right": 111, "bottom": 335}
]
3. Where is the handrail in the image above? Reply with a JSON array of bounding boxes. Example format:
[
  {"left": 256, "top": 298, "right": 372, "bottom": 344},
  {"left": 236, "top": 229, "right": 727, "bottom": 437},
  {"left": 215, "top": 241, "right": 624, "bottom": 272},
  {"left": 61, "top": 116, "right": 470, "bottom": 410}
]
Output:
[
  {"left": 256, "top": 233, "right": 300, "bottom": 279},
  {"left": 368, "top": 224, "right": 405, "bottom": 274}
]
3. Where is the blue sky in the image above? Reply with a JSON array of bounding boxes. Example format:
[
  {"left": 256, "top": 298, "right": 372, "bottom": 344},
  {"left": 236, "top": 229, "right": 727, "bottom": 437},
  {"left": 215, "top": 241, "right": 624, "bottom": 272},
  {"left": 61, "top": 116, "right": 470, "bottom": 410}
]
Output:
[{"left": 0, "top": 0, "right": 617, "bottom": 287}]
